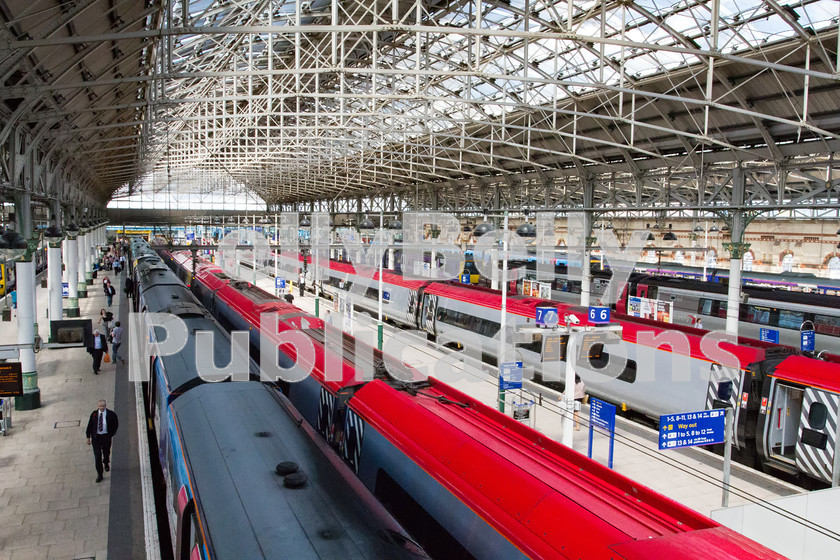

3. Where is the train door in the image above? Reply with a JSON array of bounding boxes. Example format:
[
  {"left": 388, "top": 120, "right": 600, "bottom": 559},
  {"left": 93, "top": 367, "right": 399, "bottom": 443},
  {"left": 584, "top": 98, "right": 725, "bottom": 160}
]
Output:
[
  {"left": 636, "top": 283, "right": 650, "bottom": 299},
  {"left": 763, "top": 381, "right": 804, "bottom": 466},
  {"left": 706, "top": 363, "right": 739, "bottom": 419},
  {"left": 615, "top": 284, "right": 629, "bottom": 314},
  {"left": 794, "top": 388, "right": 840, "bottom": 484},
  {"left": 421, "top": 293, "right": 437, "bottom": 336}
]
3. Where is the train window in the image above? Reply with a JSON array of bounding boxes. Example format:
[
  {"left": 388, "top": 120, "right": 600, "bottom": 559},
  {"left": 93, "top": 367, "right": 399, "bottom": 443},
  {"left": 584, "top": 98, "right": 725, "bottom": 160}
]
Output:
[
  {"left": 814, "top": 314, "right": 840, "bottom": 336},
  {"left": 717, "top": 381, "right": 733, "bottom": 402},
  {"left": 436, "top": 306, "right": 500, "bottom": 338},
  {"left": 744, "top": 305, "right": 771, "bottom": 325},
  {"left": 778, "top": 310, "right": 805, "bottom": 330},
  {"left": 587, "top": 344, "right": 637, "bottom": 383},
  {"left": 519, "top": 333, "right": 542, "bottom": 354},
  {"left": 808, "top": 402, "right": 828, "bottom": 431}
]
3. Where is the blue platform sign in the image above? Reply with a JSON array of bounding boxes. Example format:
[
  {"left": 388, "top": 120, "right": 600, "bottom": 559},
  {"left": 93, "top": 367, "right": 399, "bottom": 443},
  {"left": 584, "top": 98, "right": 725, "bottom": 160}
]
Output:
[
  {"left": 588, "top": 398, "right": 617, "bottom": 469},
  {"left": 382, "top": 291, "right": 390, "bottom": 302},
  {"left": 61, "top": 282, "right": 69, "bottom": 298},
  {"left": 759, "top": 328, "right": 779, "bottom": 344},
  {"left": 535, "top": 306, "right": 559, "bottom": 327},
  {"left": 588, "top": 306, "right": 611, "bottom": 324},
  {"left": 499, "top": 361, "right": 523, "bottom": 391},
  {"left": 275, "top": 277, "right": 286, "bottom": 289},
  {"left": 186, "top": 232, "right": 195, "bottom": 241},
  {"left": 590, "top": 398, "right": 616, "bottom": 431},
  {"left": 460, "top": 273, "right": 471, "bottom": 284},
  {"left": 801, "top": 330, "right": 815, "bottom": 352},
  {"left": 658, "top": 409, "right": 726, "bottom": 450}
]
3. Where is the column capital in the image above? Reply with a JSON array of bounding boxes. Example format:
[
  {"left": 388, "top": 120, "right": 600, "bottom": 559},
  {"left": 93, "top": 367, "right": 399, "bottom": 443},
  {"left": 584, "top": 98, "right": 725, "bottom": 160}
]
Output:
[{"left": 723, "top": 241, "right": 751, "bottom": 259}]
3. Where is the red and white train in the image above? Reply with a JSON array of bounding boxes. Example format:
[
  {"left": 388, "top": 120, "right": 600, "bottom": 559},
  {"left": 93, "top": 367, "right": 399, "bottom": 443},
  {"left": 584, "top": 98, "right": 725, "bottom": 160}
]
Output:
[
  {"left": 304, "top": 256, "right": 840, "bottom": 487},
  {"left": 159, "top": 247, "right": 787, "bottom": 559}
]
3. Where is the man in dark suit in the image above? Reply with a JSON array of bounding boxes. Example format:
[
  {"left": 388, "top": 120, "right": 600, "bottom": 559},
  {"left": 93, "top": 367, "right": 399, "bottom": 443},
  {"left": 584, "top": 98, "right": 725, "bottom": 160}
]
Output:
[
  {"left": 88, "top": 329, "right": 108, "bottom": 373},
  {"left": 85, "top": 400, "right": 119, "bottom": 482}
]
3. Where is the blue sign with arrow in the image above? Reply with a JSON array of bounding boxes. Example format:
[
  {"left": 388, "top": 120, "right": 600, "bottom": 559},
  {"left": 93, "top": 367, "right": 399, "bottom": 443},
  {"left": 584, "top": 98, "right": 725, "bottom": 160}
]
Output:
[{"left": 659, "top": 409, "right": 726, "bottom": 450}]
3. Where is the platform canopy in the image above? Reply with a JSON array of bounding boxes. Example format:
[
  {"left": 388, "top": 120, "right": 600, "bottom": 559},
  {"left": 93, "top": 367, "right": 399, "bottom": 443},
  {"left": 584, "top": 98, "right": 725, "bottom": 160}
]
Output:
[{"left": 1, "top": 1, "right": 839, "bottom": 215}]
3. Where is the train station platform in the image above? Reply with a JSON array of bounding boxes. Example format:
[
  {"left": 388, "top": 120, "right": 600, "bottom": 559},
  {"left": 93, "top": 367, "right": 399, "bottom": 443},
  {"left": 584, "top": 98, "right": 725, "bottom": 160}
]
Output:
[
  {"left": 0, "top": 269, "right": 146, "bottom": 560},
  {"left": 0, "top": 260, "right": 809, "bottom": 560},
  {"left": 266, "top": 277, "right": 803, "bottom": 518}
]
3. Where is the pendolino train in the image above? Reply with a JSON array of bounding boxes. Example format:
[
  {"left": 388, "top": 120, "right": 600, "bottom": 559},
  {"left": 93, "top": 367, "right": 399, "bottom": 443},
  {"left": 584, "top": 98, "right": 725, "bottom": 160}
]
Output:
[
  {"left": 295, "top": 254, "right": 840, "bottom": 487},
  {"left": 144, "top": 240, "right": 789, "bottom": 559},
  {"left": 128, "top": 240, "right": 428, "bottom": 560}
]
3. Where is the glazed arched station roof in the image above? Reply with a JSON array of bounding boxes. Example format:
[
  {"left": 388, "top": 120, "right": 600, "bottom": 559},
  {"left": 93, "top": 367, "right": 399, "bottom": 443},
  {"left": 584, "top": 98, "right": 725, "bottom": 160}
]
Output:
[{"left": 1, "top": 1, "right": 839, "bottom": 222}]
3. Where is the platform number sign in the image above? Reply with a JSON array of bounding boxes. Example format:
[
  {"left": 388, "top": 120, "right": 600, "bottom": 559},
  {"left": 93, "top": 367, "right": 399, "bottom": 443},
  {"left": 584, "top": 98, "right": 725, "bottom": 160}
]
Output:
[
  {"left": 588, "top": 306, "right": 610, "bottom": 324},
  {"left": 275, "top": 277, "right": 286, "bottom": 290},
  {"left": 801, "top": 330, "right": 815, "bottom": 352},
  {"left": 535, "top": 306, "right": 559, "bottom": 327}
]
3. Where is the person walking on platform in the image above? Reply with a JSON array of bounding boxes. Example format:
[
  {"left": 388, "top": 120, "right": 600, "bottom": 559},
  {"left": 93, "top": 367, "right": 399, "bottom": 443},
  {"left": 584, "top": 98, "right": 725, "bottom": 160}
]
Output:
[
  {"left": 110, "top": 321, "right": 124, "bottom": 365},
  {"left": 124, "top": 276, "right": 134, "bottom": 299},
  {"left": 88, "top": 329, "right": 108, "bottom": 374},
  {"left": 574, "top": 375, "right": 586, "bottom": 431},
  {"left": 85, "top": 400, "right": 119, "bottom": 482},
  {"left": 104, "top": 278, "right": 116, "bottom": 307}
]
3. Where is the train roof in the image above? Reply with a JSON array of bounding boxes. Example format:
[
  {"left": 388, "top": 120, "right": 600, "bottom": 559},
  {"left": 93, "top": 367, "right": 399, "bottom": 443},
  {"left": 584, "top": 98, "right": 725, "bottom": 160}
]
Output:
[
  {"left": 153, "top": 313, "right": 248, "bottom": 392},
  {"left": 770, "top": 356, "right": 840, "bottom": 394},
  {"left": 179, "top": 252, "right": 368, "bottom": 390},
  {"left": 423, "top": 282, "right": 543, "bottom": 316},
  {"left": 349, "top": 378, "right": 784, "bottom": 559},
  {"left": 423, "top": 281, "right": 791, "bottom": 369},
  {"left": 325, "top": 259, "right": 430, "bottom": 289},
  {"left": 171, "top": 382, "right": 426, "bottom": 560}
]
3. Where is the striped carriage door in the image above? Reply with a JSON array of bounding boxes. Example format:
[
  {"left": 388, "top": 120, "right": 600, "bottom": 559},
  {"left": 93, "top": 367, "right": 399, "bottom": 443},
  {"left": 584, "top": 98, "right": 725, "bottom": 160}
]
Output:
[
  {"left": 342, "top": 408, "right": 365, "bottom": 474},
  {"left": 795, "top": 389, "right": 839, "bottom": 484},
  {"left": 705, "top": 363, "right": 740, "bottom": 410},
  {"left": 317, "top": 387, "right": 335, "bottom": 439}
]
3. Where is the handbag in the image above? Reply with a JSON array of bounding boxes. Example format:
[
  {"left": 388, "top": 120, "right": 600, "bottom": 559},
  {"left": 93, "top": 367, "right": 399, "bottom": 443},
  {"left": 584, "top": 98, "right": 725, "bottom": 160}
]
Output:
[{"left": 103, "top": 353, "right": 111, "bottom": 363}]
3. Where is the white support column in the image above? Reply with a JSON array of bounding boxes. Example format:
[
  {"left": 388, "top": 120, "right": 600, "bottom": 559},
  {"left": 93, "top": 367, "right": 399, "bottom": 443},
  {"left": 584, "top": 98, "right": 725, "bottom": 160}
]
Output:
[
  {"left": 580, "top": 259, "right": 592, "bottom": 308},
  {"left": 726, "top": 254, "right": 743, "bottom": 337},
  {"left": 15, "top": 258, "right": 40, "bottom": 410},
  {"left": 77, "top": 230, "right": 88, "bottom": 298},
  {"left": 562, "top": 329, "right": 578, "bottom": 447},
  {"left": 64, "top": 234, "right": 80, "bottom": 316},
  {"left": 47, "top": 240, "right": 63, "bottom": 328}
]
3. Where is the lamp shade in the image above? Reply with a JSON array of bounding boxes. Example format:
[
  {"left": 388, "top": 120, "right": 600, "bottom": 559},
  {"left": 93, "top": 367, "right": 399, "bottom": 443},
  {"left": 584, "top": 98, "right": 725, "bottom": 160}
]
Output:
[
  {"left": 663, "top": 232, "right": 678, "bottom": 241},
  {"left": 45, "top": 225, "right": 63, "bottom": 238},
  {"left": 516, "top": 223, "right": 536, "bottom": 238},
  {"left": 359, "top": 217, "right": 375, "bottom": 229},
  {"left": 473, "top": 222, "right": 495, "bottom": 237}
]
